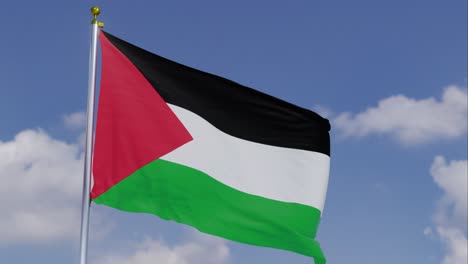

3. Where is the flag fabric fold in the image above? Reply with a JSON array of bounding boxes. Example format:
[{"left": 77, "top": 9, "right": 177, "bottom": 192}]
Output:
[{"left": 92, "top": 30, "right": 331, "bottom": 264}]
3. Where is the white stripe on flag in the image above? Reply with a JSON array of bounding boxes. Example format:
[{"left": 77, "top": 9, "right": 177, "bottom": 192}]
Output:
[{"left": 162, "top": 104, "right": 330, "bottom": 211}]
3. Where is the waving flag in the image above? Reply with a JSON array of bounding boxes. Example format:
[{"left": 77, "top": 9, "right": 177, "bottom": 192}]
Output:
[{"left": 92, "top": 31, "right": 331, "bottom": 264}]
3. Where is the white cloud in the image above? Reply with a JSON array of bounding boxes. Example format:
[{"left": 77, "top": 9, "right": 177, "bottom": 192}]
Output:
[
  {"left": 430, "top": 156, "right": 467, "bottom": 264},
  {"left": 436, "top": 227, "right": 467, "bottom": 264},
  {"left": 0, "top": 129, "right": 84, "bottom": 243},
  {"left": 423, "top": 227, "right": 434, "bottom": 238},
  {"left": 312, "top": 104, "right": 333, "bottom": 119},
  {"left": 334, "top": 85, "right": 467, "bottom": 144},
  {"left": 431, "top": 156, "right": 468, "bottom": 226},
  {"left": 94, "top": 232, "right": 230, "bottom": 264},
  {"left": 64, "top": 111, "right": 87, "bottom": 130}
]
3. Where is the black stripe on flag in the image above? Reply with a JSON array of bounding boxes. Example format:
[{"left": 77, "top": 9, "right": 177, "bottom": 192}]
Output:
[{"left": 103, "top": 31, "right": 330, "bottom": 155}]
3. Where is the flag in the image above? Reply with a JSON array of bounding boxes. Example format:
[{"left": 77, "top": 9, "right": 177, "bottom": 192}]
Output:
[{"left": 92, "top": 30, "right": 331, "bottom": 263}]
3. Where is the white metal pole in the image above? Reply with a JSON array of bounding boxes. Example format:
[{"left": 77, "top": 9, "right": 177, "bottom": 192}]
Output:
[{"left": 79, "top": 6, "right": 101, "bottom": 264}]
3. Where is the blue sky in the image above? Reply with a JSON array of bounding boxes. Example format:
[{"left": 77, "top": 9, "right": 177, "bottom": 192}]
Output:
[{"left": 0, "top": 1, "right": 466, "bottom": 264}]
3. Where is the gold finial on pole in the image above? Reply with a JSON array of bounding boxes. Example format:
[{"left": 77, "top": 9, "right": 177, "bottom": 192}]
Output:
[{"left": 90, "top": 6, "right": 104, "bottom": 28}]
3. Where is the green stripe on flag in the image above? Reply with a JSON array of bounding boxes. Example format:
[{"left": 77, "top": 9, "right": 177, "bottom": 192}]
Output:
[{"left": 93, "top": 159, "right": 325, "bottom": 263}]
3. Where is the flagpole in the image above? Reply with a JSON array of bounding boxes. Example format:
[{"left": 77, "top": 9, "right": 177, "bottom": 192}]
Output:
[{"left": 79, "top": 6, "right": 102, "bottom": 264}]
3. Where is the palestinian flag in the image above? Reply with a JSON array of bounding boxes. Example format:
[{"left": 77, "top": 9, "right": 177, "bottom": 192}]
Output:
[{"left": 92, "top": 31, "right": 331, "bottom": 264}]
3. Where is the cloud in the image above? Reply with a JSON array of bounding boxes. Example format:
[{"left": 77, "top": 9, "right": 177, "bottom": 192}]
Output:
[
  {"left": 431, "top": 156, "right": 468, "bottom": 226},
  {"left": 0, "top": 129, "right": 84, "bottom": 243},
  {"left": 63, "top": 111, "right": 88, "bottom": 149},
  {"left": 430, "top": 156, "right": 467, "bottom": 264},
  {"left": 94, "top": 232, "right": 230, "bottom": 264},
  {"left": 312, "top": 104, "right": 334, "bottom": 119},
  {"left": 436, "top": 227, "right": 468, "bottom": 264},
  {"left": 334, "top": 85, "right": 467, "bottom": 144},
  {"left": 423, "top": 227, "right": 434, "bottom": 238},
  {"left": 64, "top": 111, "right": 86, "bottom": 130}
]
